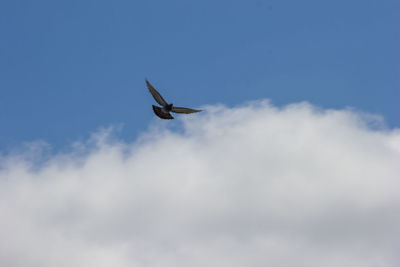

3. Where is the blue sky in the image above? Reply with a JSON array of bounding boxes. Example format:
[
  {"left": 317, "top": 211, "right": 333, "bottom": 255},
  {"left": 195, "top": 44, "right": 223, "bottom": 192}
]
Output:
[{"left": 1, "top": 0, "right": 399, "bottom": 151}]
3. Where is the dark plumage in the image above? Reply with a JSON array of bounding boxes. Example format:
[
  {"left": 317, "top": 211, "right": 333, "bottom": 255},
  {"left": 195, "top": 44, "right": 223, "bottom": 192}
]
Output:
[{"left": 146, "top": 80, "right": 202, "bottom": 120}]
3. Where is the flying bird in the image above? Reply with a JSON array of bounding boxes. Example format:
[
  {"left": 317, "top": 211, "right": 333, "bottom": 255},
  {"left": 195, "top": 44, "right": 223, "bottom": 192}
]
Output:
[{"left": 146, "top": 80, "right": 202, "bottom": 120}]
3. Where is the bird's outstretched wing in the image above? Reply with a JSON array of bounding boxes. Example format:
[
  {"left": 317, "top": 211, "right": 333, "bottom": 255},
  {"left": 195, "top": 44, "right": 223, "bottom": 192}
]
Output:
[
  {"left": 152, "top": 105, "right": 174, "bottom": 119},
  {"left": 146, "top": 80, "right": 168, "bottom": 106},
  {"left": 171, "top": 107, "right": 202, "bottom": 114}
]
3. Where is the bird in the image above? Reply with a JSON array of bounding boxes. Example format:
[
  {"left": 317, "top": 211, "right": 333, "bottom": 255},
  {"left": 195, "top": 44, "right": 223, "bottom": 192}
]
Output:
[{"left": 146, "top": 80, "right": 202, "bottom": 120}]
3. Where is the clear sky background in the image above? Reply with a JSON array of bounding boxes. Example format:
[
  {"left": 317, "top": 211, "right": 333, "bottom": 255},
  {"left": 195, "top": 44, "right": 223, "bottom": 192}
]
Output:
[{"left": 0, "top": 0, "right": 399, "bottom": 150}]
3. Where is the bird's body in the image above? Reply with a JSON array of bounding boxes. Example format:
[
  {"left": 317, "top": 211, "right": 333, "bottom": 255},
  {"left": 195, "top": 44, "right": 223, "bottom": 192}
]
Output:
[
  {"left": 146, "top": 80, "right": 202, "bottom": 120},
  {"left": 152, "top": 105, "right": 174, "bottom": 119}
]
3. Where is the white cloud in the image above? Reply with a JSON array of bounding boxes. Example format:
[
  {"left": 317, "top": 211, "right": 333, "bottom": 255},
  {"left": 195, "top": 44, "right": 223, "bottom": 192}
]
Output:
[{"left": 1, "top": 100, "right": 399, "bottom": 267}]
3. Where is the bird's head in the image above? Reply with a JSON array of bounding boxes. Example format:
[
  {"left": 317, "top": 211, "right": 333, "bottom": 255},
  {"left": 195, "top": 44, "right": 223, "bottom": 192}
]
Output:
[{"left": 166, "top": 103, "right": 173, "bottom": 111}]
